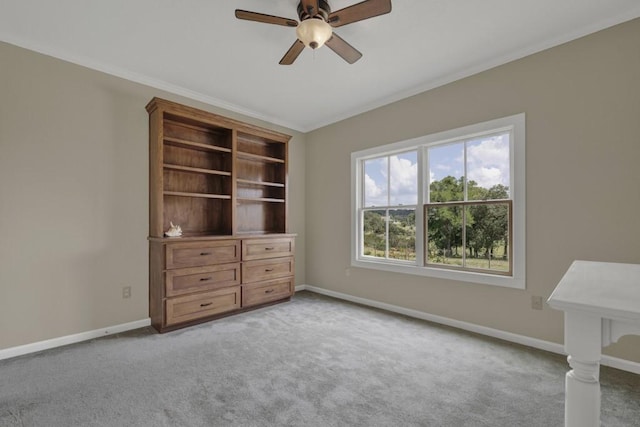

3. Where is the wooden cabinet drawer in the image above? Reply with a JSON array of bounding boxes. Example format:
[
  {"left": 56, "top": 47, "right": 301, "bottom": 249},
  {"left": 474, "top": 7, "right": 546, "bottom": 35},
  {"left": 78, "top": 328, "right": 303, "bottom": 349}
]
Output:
[
  {"left": 242, "top": 277, "right": 293, "bottom": 307},
  {"left": 242, "top": 237, "right": 294, "bottom": 261},
  {"left": 165, "top": 286, "right": 240, "bottom": 326},
  {"left": 166, "top": 263, "right": 240, "bottom": 297},
  {"left": 166, "top": 240, "right": 240, "bottom": 269},
  {"left": 242, "top": 257, "right": 294, "bottom": 283}
]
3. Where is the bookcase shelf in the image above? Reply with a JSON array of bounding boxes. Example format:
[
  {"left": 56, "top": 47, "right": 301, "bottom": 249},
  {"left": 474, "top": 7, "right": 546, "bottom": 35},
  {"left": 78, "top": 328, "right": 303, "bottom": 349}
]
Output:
[
  {"left": 164, "top": 163, "right": 231, "bottom": 176},
  {"left": 164, "top": 191, "right": 232, "bottom": 200},
  {"left": 236, "top": 151, "right": 285, "bottom": 163},
  {"left": 236, "top": 178, "right": 285, "bottom": 188},
  {"left": 237, "top": 197, "right": 286, "bottom": 203},
  {"left": 164, "top": 136, "right": 232, "bottom": 153}
]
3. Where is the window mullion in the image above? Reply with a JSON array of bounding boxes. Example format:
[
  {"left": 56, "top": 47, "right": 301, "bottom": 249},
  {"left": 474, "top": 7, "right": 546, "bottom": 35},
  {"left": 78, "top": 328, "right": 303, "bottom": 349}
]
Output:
[
  {"left": 462, "top": 141, "right": 467, "bottom": 267},
  {"left": 385, "top": 208, "right": 390, "bottom": 259},
  {"left": 462, "top": 204, "right": 466, "bottom": 268},
  {"left": 359, "top": 161, "right": 363, "bottom": 258},
  {"left": 416, "top": 148, "right": 425, "bottom": 267},
  {"left": 359, "top": 207, "right": 364, "bottom": 258},
  {"left": 463, "top": 140, "right": 468, "bottom": 202},
  {"left": 386, "top": 156, "right": 391, "bottom": 259}
]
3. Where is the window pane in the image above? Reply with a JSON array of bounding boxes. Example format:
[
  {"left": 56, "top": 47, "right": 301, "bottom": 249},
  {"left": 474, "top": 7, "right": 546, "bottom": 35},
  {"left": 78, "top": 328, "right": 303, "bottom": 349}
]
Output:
[
  {"left": 364, "top": 157, "right": 388, "bottom": 207},
  {"left": 388, "top": 209, "right": 416, "bottom": 261},
  {"left": 466, "top": 133, "right": 510, "bottom": 200},
  {"left": 428, "top": 142, "right": 464, "bottom": 202},
  {"left": 363, "top": 210, "right": 386, "bottom": 258},
  {"left": 426, "top": 205, "right": 463, "bottom": 266},
  {"left": 389, "top": 151, "right": 418, "bottom": 206},
  {"left": 465, "top": 203, "right": 510, "bottom": 272}
]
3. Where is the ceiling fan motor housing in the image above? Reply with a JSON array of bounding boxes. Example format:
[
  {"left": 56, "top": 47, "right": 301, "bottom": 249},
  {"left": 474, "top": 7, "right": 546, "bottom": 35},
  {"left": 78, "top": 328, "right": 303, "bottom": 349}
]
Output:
[{"left": 297, "top": 0, "right": 331, "bottom": 22}]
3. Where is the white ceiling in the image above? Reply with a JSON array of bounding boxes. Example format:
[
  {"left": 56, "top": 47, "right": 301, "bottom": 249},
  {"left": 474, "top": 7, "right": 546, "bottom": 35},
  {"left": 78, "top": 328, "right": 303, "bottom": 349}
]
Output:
[{"left": 2, "top": 1, "right": 639, "bottom": 132}]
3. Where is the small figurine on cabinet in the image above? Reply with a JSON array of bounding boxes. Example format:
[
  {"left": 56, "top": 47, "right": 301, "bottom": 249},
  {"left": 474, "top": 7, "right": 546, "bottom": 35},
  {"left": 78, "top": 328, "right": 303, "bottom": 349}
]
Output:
[{"left": 164, "top": 222, "right": 182, "bottom": 237}]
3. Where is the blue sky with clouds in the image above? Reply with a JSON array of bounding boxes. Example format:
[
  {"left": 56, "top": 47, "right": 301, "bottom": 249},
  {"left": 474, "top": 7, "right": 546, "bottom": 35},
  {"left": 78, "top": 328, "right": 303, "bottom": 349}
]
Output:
[{"left": 364, "top": 132, "right": 510, "bottom": 207}]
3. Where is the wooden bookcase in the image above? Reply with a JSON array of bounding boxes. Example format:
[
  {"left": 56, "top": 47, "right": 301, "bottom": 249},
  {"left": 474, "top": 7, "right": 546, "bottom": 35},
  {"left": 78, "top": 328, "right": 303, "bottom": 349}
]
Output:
[{"left": 146, "top": 98, "right": 295, "bottom": 332}]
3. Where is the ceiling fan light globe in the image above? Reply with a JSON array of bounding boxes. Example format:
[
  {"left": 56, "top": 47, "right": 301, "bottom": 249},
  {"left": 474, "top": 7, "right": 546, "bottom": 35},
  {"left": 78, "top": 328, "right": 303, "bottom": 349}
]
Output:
[{"left": 296, "top": 18, "right": 332, "bottom": 50}]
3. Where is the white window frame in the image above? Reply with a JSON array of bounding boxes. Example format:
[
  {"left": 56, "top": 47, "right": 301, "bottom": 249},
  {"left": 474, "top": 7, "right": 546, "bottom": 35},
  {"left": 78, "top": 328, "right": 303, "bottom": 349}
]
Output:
[
  {"left": 351, "top": 114, "right": 526, "bottom": 289},
  {"left": 360, "top": 150, "right": 418, "bottom": 263}
]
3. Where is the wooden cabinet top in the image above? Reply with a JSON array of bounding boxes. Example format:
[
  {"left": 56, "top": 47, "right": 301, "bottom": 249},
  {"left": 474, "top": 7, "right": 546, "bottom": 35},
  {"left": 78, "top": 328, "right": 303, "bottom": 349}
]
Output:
[
  {"left": 148, "top": 233, "right": 297, "bottom": 243},
  {"left": 146, "top": 97, "right": 291, "bottom": 143}
]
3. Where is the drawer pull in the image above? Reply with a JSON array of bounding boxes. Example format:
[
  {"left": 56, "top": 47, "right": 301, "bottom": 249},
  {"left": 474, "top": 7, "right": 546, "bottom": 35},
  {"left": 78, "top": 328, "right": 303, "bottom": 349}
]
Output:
[
  {"left": 265, "top": 268, "right": 274, "bottom": 272},
  {"left": 200, "top": 252, "right": 211, "bottom": 256},
  {"left": 200, "top": 302, "right": 213, "bottom": 307},
  {"left": 264, "top": 289, "right": 274, "bottom": 294},
  {"left": 199, "top": 277, "right": 212, "bottom": 282},
  {"left": 265, "top": 247, "right": 275, "bottom": 251}
]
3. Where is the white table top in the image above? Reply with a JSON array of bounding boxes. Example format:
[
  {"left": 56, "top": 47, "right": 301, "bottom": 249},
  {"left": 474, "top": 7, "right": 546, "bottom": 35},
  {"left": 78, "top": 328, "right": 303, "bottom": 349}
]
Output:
[{"left": 547, "top": 260, "right": 640, "bottom": 321}]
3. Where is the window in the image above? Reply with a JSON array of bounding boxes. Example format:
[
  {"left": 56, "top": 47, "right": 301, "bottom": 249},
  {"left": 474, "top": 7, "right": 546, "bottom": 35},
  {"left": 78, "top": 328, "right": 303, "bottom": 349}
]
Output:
[
  {"left": 426, "top": 134, "right": 512, "bottom": 275},
  {"left": 351, "top": 114, "right": 525, "bottom": 289},
  {"left": 362, "top": 152, "right": 417, "bottom": 261}
]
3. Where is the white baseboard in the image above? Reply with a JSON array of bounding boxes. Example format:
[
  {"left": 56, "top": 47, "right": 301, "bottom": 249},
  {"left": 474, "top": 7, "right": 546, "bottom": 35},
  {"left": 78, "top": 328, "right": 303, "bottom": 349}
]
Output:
[
  {"left": 0, "top": 318, "right": 151, "bottom": 361},
  {"left": 296, "top": 284, "right": 640, "bottom": 375}
]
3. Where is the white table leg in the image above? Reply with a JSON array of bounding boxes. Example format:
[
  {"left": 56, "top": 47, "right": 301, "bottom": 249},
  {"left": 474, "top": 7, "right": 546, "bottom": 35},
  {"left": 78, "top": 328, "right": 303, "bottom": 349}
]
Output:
[{"left": 563, "top": 311, "right": 602, "bottom": 427}]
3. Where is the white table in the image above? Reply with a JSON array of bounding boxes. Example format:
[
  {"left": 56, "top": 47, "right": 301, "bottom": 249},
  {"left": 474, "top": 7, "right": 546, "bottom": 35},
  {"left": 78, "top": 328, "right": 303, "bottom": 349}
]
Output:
[{"left": 547, "top": 260, "right": 640, "bottom": 427}]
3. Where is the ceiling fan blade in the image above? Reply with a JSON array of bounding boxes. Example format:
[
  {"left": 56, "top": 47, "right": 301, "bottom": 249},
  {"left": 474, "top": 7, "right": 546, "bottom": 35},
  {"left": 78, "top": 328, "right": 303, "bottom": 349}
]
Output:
[
  {"left": 300, "top": 0, "right": 319, "bottom": 17},
  {"left": 325, "top": 33, "right": 363, "bottom": 64},
  {"left": 235, "top": 10, "right": 298, "bottom": 27},
  {"left": 328, "top": 0, "right": 392, "bottom": 27},
  {"left": 279, "top": 40, "right": 306, "bottom": 65}
]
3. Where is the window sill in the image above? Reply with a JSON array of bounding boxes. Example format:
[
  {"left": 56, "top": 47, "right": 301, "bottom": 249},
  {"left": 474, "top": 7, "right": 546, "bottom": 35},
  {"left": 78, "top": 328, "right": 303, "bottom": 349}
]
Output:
[{"left": 351, "top": 258, "right": 525, "bottom": 289}]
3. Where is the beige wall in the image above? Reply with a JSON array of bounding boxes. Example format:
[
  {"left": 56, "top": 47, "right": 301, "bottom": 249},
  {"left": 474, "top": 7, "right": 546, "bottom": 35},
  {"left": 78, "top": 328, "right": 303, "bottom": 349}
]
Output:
[
  {"left": 305, "top": 18, "right": 640, "bottom": 363},
  {"left": 0, "top": 41, "right": 306, "bottom": 350}
]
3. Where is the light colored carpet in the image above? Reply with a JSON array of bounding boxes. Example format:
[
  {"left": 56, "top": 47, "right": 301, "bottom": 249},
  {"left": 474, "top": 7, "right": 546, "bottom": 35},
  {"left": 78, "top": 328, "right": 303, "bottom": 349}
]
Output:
[{"left": 0, "top": 291, "right": 638, "bottom": 426}]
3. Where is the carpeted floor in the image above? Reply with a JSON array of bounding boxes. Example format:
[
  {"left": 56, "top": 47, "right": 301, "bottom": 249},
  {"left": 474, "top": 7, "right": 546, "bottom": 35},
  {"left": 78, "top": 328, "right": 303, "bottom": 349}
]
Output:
[{"left": 0, "top": 291, "right": 638, "bottom": 426}]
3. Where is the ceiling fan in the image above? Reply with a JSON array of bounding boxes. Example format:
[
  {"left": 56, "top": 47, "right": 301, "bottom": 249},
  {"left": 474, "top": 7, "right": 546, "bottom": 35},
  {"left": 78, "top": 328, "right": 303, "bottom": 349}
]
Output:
[{"left": 235, "top": 0, "right": 392, "bottom": 65}]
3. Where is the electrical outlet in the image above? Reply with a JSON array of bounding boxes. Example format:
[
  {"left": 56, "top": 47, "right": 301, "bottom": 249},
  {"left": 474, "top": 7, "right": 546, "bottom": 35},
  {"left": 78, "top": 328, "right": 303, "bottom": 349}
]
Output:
[
  {"left": 122, "top": 286, "right": 132, "bottom": 299},
  {"left": 345, "top": 268, "right": 351, "bottom": 277},
  {"left": 531, "top": 295, "right": 543, "bottom": 310}
]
